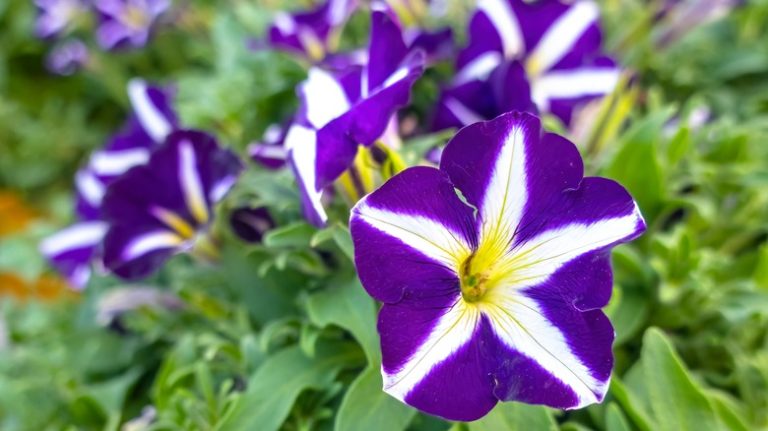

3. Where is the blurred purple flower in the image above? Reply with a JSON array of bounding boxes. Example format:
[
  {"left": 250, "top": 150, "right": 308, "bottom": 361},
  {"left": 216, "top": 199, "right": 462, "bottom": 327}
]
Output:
[
  {"left": 434, "top": 0, "right": 619, "bottom": 130},
  {"left": 101, "top": 130, "right": 242, "bottom": 280},
  {"left": 230, "top": 207, "right": 274, "bottom": 243},
  {"left": 41, "top": 79, "right": 178, "bottom": 289},
  {"left": 46, "top": 38, "right": 89, "bottom": 75},
  {"left": 267, "top": 0, "right": 358, "bottom": 62},
  {"left": 34, "top": 0, "right": 86, "bottom": 39},
  {"left": 93, "top": 0, "right": 171, "bottom": 50},
  {"left": 286, "top": 9, "right": 425, "bottom": 226},
  {"left": 248, "top": 124, "right": 289, "bottom": 170}
]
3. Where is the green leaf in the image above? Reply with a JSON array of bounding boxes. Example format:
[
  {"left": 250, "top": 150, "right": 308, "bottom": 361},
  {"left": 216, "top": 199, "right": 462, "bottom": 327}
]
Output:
[
  {"left": 263, "top": 222, "right": 316, "bottom": 248},
  {"left": 306, "top": 278, "right": 379, "bottom": 362},
  {"left": 624, "top": 328, "right": 722, "bottom": 431},
  {"left": 605, "top": 403, "right": 632, "bottom": 431},
  {"left": 605, "top": 109, "right": 673, "bottom": 221},
  {"left": 335, "top": 366, "right": 415, "bottom": 431},
  {"left": 468, "top": 403, "right": 557, "bottom": 431},
  {"left": 219, "top": 343, "right": 358, "bottom": 431},
  {"left": 310, "top": 223, "right": 355, "bottom": 262}
]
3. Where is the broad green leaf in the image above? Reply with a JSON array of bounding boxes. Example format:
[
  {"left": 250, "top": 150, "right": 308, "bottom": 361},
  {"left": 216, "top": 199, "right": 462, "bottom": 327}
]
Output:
[
  {"left": 219, "top": 343, "right": 358, "bottom": 431},
  {"left": 624, "top": 328, "right": 722, "bottom": 431},
  {"left": 605, "top": 403, "right": 631, "bottom": 431},
  {"left": 708, "top": 390, "right": 751, "bottom": 431},
  {"left": 306, "top": 278, "right": 379, "bottom": 362},
  {"left": 335, "top": 366, "right": 415, "bottom": 431},
  {"left": 468, "top": 402, "right": 557, "bottom": 431}
]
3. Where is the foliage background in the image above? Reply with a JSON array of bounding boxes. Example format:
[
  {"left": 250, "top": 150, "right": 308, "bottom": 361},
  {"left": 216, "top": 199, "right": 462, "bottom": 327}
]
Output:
[{"left": 1, "top": 0, "right": 768, "bottom": 430}]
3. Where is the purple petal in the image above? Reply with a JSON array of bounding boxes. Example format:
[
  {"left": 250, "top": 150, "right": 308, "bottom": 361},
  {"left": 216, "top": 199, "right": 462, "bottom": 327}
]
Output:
[
  {"left": 45, "top": 39, "right": 89, "bottom": 75},
  {"left": 101, "top": 130, "right": 242, "bottom": 279},
  {"left": 405, "top": 27, "right": 454, "bottom": 63},
  {"left": 248, "top": 124, "right": 289, "bottom": 170},
  {"left": 350, "top": 166, "right": 477, "bottom": 303},
  {"left": 230, "top": 207, "right": 274, "bottom": 243},
  {"left": 367, "top": 9, "right": 409, "bottom": 91},
  {"left": 127, "top": 79, "right": 178, "bottom": 142},
  {"left": 40, "top": 221, "right": 107, "bottom": 289}
]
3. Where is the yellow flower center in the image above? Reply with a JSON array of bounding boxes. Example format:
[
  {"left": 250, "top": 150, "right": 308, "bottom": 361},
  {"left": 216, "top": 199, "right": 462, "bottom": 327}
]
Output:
[{"left": 123, "top": 6, "right": 150, "bottom": 30}]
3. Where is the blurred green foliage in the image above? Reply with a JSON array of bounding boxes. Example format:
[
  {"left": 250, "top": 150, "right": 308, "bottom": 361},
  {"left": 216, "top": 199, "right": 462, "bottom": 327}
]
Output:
[{"left": 2, "top": 0, "right": 768, "bottom": 430}]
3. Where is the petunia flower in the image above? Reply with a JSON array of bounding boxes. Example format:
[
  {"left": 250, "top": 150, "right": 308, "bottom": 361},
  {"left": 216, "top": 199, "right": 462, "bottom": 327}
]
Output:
[
  {"left": 41, "top": 79, "right": 178, "bottom": 288},
  {"left": 93, "top": 0, "right": 171, "bottom": 50},
  {"left": 434, "top": 0, "right": 619, "bottom": 130},
  {"left": 286, "top": 9, "right": 425, "bottom": 227},
  {"left": 100, "top": 130, "right": 242, "bottom": 280},
  {"left": 34, "top": 0, "right": 86, "bottom": 39},
  {"left": 46, "top": 38, "right": 90, "bottom": 76},
  {"left": 350, "top": 112, "right": 645, "bottom": 421},
  {"left": 267, "top": 0, "right": 358, "bottom": 62},
  {"left": 229, "top": 207, "right": 275, "bottom": 243},
  {"left": 248, "top": 124, "right": 289, "bottom": 170}
]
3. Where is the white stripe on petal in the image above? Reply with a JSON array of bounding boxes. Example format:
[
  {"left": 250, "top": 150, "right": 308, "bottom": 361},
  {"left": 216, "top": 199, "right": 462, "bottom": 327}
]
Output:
[
  {"left": 249, "top": 144, "right": 288, "bottom": 161},
  {"left": 454, "top": 51, "right": 502, "bottom": 85},
  {"left": 128, "top": 78, "right": 172, "bottom": 143},
  {"left": 481, "top": 294, "right": 605, "bottom": 407},
  {"left": 478, "top": 0, "right": 523, "bottom": 59},
  {"left": 501, "top": 206, "right": 644, "bottom": 290},
  {"left": 272, "top": 12, "right": 296, "bottom": 33},
  {"left": 209, "top": 175, "right": 237, "bottom": 203},
  {"left": 122, "top": 230, "right": 183, "bottom": 261},
  {"left": 444, "top": 98, "right": 486, "bottom": 126},
  {"left": 383, "top": 301, "right": 480, "bottom": 401},
  {"left": 286, "top": 125, "right": 327, "bottom": 225},
  {"left": 353, "top": 203, "right": 472, "bottom": 269},
  {"left": 302, "top": 68, "right": 350, "bottom": 128},
  {"left": 178, "top": 139, "right": 209, "bottom": 224},
  {"left": 40, "top": 221, "right": 107, "bottom": 257},
  {"left": 526, "top": 1, "right": 599, "bottom": 76},
  {"left": 479, "top": 124, "right": 529, "bottom": 248},
  {"left": 75, "top": 170, "right": 106, "bottom": 206},
  {"left": 531, "top": 68, "right": 620, "bottom": 111},
  {"left": 383, "top": 66, "right": 410, "bottom": 88},
  {"left": 90, "top": 148, "right": 150, "bottom": 176}
]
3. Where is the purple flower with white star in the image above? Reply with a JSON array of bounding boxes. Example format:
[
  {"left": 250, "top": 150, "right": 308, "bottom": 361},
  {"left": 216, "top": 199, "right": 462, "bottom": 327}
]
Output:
[
  {"left": 94, "top": 0, "right": 170, "bottom": 50},
  {"left": 434, "top": 0, "right": 619, "bottom": 130},
  {"left": 286, "top": 9, "right": 425, "bottom": 227},
  {"left": 268, "top": 0, "right": 358, "bottom": 62},
  {"left": 46, "top": 38, "right": 89, "bottom": 75},
  {"left": 101, "top": 130, "right": 242, "bottom": 280},
  {"left": 41, "top": 79, "right": 178, "bottom": 288},
  {"left": 35, "top": 0, "right": 86, "bottom": 39},
  {"left": 350, "top": 112, "right": 645, "bottom": 421}
]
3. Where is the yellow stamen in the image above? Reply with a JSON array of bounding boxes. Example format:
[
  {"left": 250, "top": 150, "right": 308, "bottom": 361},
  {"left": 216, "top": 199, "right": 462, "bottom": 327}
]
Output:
[{"left": 151, "top": 207, "right": 196, "bottom": 240}]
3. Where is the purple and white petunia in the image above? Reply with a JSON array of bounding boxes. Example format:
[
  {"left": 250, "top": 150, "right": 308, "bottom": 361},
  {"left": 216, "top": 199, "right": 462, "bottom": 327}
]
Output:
[
  {"left": 41, "top": 79, "right": 178, "bottom": 288},
  {"left": 100, "top": 130, "right": 242, "bottom": 280},
  {"left": 286, "top": 9, "right": 425, "bottom": 226},
  {"left": 248, "top": 124, "right": 289, "bottom": 170},
  {"left": 34, "top": 0, "right": 86, "bottom": 39},
  {"left": 267, "top": 0, "right": 358, "bottom": 62},
  {"left": 93, "top": 0, "right": 171, "bottom": 50},
  {"left": 434, "top": 0, "right": 619, "bottom": 129},
  {"left": 350, "top": 112, "right": 645, "bottom": 421}
]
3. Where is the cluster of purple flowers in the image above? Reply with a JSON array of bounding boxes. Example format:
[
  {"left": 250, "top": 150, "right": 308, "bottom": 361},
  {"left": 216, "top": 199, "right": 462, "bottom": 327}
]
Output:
[
  {"left": 35, "top": 0, "right": 170, "bottom": 74},
  {"left": 42, "top": 0, "right": 647, "bottom": 422},
  {"left": 41, "top": 80, "right": 244, "bottom": 287}
]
